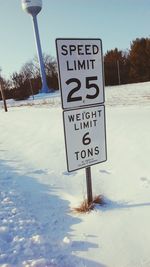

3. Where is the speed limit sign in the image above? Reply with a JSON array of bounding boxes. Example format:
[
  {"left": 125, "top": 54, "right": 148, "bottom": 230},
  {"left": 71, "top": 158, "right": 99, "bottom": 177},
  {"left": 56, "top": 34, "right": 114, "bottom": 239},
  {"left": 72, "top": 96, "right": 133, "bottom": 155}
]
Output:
[{"left": 56, "top": 38, "right": 105, "bottom": 109}]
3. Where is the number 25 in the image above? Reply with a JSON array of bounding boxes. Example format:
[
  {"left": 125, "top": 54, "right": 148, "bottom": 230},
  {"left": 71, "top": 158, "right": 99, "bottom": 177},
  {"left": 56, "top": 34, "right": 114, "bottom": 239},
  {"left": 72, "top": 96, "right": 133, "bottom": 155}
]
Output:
[{"left": 66, "top": 76, "right": 99, "bottom": 102}]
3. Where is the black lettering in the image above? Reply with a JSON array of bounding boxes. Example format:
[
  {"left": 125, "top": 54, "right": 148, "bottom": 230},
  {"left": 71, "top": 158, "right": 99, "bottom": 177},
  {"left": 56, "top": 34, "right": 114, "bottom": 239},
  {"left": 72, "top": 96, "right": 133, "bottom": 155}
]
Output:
[
  {"left": 85, "top": 112, "right": 90, "bottom": 119},
  {"left": 66, "top": 61, "right": 73, "bottom": 71},
  {"left": 82, "top": 112, "right": 86, "bottom": 120},
  {"left": 78, "top": 45, "right": 84, "bottom": 55},
  {"left": 87, "top": 148, "right": 94, "bottom": 157},
  {"left": 78, "top": 60, "right": 86, "bottom": 70},
  {"left": 68, "top": 114, "right": 75, "bottom": 122},
  {"left": 66, "top": 78, "right": 82, "bottom": 102},
  {"left": 91, "top": 111, "right": 97, "bottom": 118},
  {"left": 97, "top": 110, "right": 102, "bottom": 117},
  {"left": 87, "top": 60, "right": 90, "bottom": 69},
  {"left": 93, "top": 45, "right": 99, "bottom": 54},
  {"left": 81, "top": 150, "right": 86, "bottom": 159},
  {"left": 90, "top": 59, "right": 95, "bottom": 69},
  {"left": 70, "top": 45, "right": 76, "bottom": 55},
  {"left": 75, "top": 146, "right": 100, "bottom": 161},
  {"left": 75, "top": 151, "right": 79, "bottom": 160},
  {"left": 90, "top": 121, "right": 93, "bottom": 127},
  {"left": 76, "top": 114, "right": 81, "bottom": 121},
  {"left": 93, "top": 120, "right": 97, "bottom": 126},
  {"left": 61, "top": 45, "right": 68, "bottom": 55},
  {"left": 74, "top": 60, "right": 77, "bottom": 70},
  {"left": 74, "top": 124, "right": 79, "bottom": 131},
  {"left": 85, "top": 45, "right": 91, "bottom": 55},
  {"left": 83, "top": 121, "right": 90, "bottom": 129},
  {"left": 82, "top": 132, "right": 91, "bottom": 145},
  {"left": 95, "top": 146, "right": 100, "bottom": 155}
]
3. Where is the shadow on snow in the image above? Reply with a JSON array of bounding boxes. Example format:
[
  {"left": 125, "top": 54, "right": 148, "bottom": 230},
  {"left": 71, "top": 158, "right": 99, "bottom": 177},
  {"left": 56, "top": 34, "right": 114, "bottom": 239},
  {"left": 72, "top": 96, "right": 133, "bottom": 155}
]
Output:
[
  {"left": 96, "top": 197, "right": 150, "bottom": 212},
  {"left": 0, "top": 159, "right": 106, "bottom": 267}
]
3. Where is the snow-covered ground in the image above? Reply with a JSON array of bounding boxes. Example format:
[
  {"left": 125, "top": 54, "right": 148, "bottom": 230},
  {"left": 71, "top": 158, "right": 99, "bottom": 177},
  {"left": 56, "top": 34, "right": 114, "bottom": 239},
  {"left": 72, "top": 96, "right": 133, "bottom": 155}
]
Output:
[{"left": 0, "top": 82, "right": 150, "bottom": 267}]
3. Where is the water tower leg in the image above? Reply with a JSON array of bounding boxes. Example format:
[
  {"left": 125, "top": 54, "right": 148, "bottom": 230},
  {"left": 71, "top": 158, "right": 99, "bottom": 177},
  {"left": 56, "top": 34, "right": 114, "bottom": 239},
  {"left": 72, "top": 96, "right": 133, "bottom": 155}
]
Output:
[{"left": 32, "top": 15, "right": 49, "bottom": 93}]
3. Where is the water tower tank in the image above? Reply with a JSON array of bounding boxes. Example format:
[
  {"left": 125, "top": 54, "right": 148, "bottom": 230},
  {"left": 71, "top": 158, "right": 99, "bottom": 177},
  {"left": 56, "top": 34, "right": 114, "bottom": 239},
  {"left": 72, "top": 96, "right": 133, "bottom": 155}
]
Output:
[{"left": 22, "top": 0, "right": 42, "bottom": 16}]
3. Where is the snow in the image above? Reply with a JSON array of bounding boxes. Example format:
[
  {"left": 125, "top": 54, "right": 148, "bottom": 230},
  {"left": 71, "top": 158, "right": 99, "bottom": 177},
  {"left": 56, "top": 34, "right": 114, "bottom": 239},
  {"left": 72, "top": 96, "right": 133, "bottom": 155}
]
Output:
[{"left": 0, "top": 82, "right": 150, "bottom": 267}]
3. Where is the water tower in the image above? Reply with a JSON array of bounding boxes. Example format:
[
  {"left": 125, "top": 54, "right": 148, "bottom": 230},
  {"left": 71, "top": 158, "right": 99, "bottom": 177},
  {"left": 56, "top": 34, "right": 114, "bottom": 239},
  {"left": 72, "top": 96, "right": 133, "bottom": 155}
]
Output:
[{"left": 22, "top": 0, "right": 49, "bottom": 93}]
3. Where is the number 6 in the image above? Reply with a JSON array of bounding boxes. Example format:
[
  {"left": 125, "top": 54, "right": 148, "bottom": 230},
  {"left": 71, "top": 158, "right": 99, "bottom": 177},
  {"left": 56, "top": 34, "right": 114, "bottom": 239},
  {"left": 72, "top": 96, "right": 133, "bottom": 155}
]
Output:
[{"left": 82, "top": 132, "right": 91, "bottom": 145}]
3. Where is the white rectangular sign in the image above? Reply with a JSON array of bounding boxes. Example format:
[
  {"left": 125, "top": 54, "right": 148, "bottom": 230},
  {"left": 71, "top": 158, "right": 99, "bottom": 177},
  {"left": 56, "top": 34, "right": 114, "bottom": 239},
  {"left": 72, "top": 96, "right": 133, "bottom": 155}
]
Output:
[
  {"left": 63, "top": 105, "right": 107, "bottom": 172},
  {"left": 56, "top": 38, "right": 105, "bottom": 110}
]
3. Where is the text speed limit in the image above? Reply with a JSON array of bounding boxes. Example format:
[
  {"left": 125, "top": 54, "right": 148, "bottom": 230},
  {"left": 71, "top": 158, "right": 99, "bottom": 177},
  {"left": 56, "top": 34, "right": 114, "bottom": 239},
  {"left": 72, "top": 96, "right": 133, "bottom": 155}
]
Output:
[{"left": 56, "top": 38, "right": 105, "bottom": 109}]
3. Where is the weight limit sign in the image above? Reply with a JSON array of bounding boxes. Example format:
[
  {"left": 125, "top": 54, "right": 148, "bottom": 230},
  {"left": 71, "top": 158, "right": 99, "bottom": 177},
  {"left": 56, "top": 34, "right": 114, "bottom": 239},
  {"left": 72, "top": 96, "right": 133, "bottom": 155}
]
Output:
[
  {"left": 63, "top": 105, "right": 107, "bottom": 172},
  {"left": 56, "top": 38, "right": 105, "bottom": 110}
]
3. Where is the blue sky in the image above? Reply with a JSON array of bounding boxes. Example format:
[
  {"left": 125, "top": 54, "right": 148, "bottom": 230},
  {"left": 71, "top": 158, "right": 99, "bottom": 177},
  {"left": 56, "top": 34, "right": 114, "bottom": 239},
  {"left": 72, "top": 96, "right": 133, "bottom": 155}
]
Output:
[{"left": 0, "top": 0, "right": 150, "bottom": 78}]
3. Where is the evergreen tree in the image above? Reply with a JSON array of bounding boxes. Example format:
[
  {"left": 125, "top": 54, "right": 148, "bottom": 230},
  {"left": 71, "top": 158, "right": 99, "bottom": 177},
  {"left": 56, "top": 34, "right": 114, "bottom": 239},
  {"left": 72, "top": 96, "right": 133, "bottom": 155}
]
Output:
[
  {"left": 129, "top": 38, "right": 150, "bottom": 82},
  {"left": 104, "top": 48, "right": 130, "bottom": 85}
]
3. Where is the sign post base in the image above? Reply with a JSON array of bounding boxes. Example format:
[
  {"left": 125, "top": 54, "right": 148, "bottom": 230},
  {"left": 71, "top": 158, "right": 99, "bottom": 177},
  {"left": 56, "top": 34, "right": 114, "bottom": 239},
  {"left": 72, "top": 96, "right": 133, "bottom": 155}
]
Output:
[{"left": 86, "top": 167, "right": 93, "bottom": 205}]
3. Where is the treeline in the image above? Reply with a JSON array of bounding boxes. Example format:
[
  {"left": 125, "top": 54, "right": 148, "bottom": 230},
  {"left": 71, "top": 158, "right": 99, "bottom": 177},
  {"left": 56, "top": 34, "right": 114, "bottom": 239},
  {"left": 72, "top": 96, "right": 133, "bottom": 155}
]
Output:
[
  {"left": 104, "top": 37, "right": 150, "bottom": 85},
  {"left": 0, "top": 54, "right": 59, "bottom": 101},
  {"left": 0, "top": 37, "right": 150, "bottom": 101}
]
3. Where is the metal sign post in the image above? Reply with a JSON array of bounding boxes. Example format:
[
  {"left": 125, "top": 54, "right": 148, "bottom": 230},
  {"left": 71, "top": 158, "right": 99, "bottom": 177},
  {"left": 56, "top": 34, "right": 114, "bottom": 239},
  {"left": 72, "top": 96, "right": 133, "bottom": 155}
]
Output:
[
  {"left": 0, "top": 84, "right": 8, "bottom": 112},
  {"left": 86, "top": 167, "right": 93, "bottom": 204}
]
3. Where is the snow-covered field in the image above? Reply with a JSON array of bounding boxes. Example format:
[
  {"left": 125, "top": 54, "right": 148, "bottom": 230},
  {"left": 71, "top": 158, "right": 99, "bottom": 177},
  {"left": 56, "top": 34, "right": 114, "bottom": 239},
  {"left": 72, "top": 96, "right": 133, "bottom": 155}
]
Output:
[{"left": 0, "top": 82, "right": 150, "bottom": 267}]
